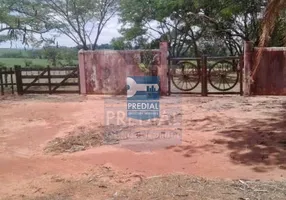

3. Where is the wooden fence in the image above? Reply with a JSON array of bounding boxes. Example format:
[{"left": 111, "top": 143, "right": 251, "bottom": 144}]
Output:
[
  {"left": 0, "top": 66, "right": 80, "bottom": 95},
  {"left": 0, "top": 67, "right": 17, "bottom": 95}
]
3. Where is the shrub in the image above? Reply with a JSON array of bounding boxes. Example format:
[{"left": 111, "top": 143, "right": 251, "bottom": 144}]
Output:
[{"left": 24, "top": 59, "right": 33, "bottom": 67}]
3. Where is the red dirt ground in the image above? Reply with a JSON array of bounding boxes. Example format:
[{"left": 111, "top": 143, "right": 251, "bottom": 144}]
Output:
[{"left": 0, "top": 94, "right": 286, "bottom": 198}]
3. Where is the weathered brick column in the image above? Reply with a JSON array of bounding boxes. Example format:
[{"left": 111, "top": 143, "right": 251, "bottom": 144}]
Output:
[{"left": 159, "top": 42, "right": 168, "bottom": 95}]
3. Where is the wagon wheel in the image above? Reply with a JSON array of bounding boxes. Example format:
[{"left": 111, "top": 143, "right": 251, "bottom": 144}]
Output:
[
  {"left": 208, "top": 60, "right": 239, "bottom": 91},
  {"left": 171, "top": 61, "right": 200, "bottom": 91}
]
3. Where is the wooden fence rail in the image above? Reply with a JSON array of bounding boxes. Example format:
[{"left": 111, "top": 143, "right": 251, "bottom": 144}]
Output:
[{"left": 0, "top": 65, "right": 80, "bottom": 95}]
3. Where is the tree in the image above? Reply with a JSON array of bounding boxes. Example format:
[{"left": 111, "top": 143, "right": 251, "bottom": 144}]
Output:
[
  {"left": 252, "top": 0, "right": 286, "bottom": 80},
  {"left": 259, "top": 0, "right": 286, "bottom": 47},
  {"left": 96, "top": 43, "right": 113, "bottom": 49},
  {"left": 43, "top": 45, "right": 62, "bottom": 66},
  {"left": 0, "top": 0, "right": 52, "bottom": 45},
  {"left": 111, "top": 37, "right": 129, "bottom": 50},
  {"left": 35, "top": 0, "right": 118, "bottom": 50},
  {"left": 111, "top": 36, "right": 159, "bottom": 50},
  {"left": 181, "top": 0, "right": 267, "bottom": 54},
  {"left": 119, "top": 0, "right": 206, "bottom": 56},
  {"left": 0, "top": 0, "right": 118, "bottom": 49},
  {"left": 118, "top": 0, "right": 268, "bottom": 56}
]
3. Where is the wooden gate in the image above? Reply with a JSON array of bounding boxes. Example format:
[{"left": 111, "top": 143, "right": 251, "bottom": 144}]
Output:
[
  {"left": 0, "top": 67, "right": 16, "bottom": 95},
  {"left": 15, "top": 66, "right": 80, "bottom": 95},
  {"left": 168, "top": 56, "right": 243, "bottom": 96}
]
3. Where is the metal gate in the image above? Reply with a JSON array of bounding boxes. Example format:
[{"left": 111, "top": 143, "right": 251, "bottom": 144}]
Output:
[{"left": 168, "top": 56, "right": 243, "bottom": 96}]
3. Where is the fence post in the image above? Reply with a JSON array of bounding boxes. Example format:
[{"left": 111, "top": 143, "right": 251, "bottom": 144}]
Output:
[
  {"left": 0, "top": 68, "right": 3, "bottom": 95},
  {"left": 77, "top": 65, "right": 81, "bottom": 94},
  {"left": 10, "top": 68, "right": 14, "bottom": 94},
  {"left": 78, "top": 50, "right": 87, "bottom": 94},
  {"left": 167, "top": 56, "right": 171, "bottom": 96},
  {"left": 14, "top": 65, "right": 23, "bottom": 95},
  {"left": 4, "top": 67, "right": 8, "bottom": 88},
  {"left": 159, "top": 42, "right": 168, "bottom": 95},
  {"left": 201, "top": 55, "right": 208, "bottom": 96},
  {"left": 243, "top": 41, "right": 253, "bottom": 96},
  {"left": 47, "top": 65, "right": 52, "bottom": 94},
  {"left": 239, "top": 55, "right": 244, "bottom": 96}
]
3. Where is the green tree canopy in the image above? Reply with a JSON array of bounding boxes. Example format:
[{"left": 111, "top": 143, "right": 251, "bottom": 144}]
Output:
[
  {"left": 0, "top": 0, "right": 119, "bottom": 49},
  {"left": 0, "top": 0, "right": 52, "bottom": 45},
  {"left": 118, "top": 0, "right": 271, "bottom": 56}
]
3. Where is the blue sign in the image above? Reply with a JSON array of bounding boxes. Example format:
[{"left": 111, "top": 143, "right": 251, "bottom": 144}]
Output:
[{"left": 127, "top": 76, "right": 160, "bottom": 120}]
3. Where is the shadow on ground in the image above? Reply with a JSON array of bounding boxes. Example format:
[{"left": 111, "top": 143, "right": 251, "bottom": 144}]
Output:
[
  {"left": 212, "top": 102, "right": 286, "bottom": 172},
  {"left": 166, "top": 99, "right": 286, "bottom": 173}
]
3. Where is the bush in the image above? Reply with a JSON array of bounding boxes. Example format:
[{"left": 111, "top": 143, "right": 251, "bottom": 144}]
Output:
[
  {"left": 0, "top": 62, "right": 6, "bottom": 68},
  {"left": 24, "top": 59, "right": 33, "bottom": 67}
]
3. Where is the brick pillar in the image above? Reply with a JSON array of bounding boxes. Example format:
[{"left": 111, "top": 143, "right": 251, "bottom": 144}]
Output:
[
  {"left": 78, "top": 50, "right": 87, "bottom": 94},
  {"left": 159, "top": 42, "right": 168, "bottom": 95},
  {"left": 243, "top": 41, "right": 253, "bottom": 96}
]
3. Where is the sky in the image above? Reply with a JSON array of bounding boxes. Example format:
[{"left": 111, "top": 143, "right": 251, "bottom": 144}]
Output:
[{"left": 0, "top": 17, "right": 122, "bottom": 49}]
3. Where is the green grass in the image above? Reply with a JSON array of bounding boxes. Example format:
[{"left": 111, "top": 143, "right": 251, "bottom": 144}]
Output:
[
  {"left": 0, "top": 48, "right": 78, "bottom": 68},
  {"left": 0, "top": 58, "right": 49, "bottom": 67},
  {"left": 0, "top": 58, "right": 78, "bottom": 68}
]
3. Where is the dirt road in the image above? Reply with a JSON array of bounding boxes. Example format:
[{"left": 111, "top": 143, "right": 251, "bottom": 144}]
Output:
[{"left": 0, "top": 94, "right": 285, "bottom": 199}]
